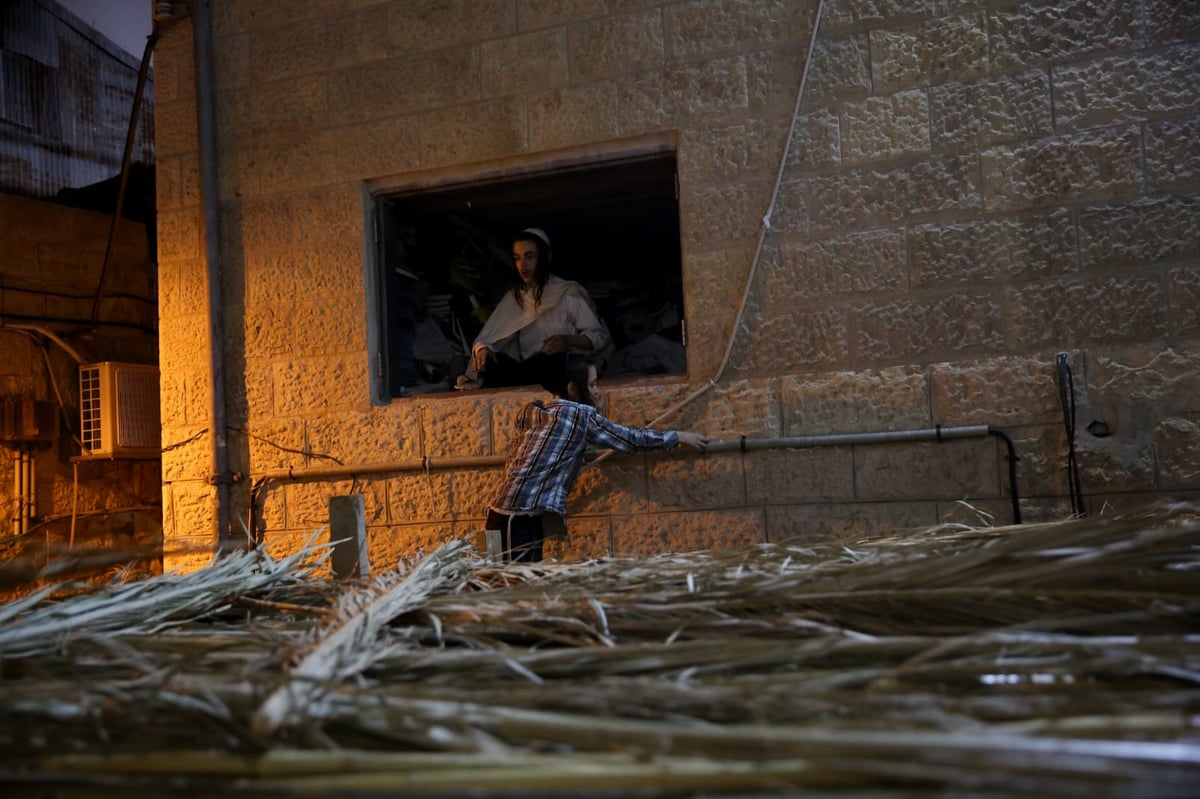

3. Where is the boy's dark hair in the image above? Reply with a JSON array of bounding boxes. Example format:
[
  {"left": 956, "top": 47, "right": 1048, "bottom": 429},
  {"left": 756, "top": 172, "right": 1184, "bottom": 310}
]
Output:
[{"left": 540, "top": 354, "right": 595, "bottom": 407}]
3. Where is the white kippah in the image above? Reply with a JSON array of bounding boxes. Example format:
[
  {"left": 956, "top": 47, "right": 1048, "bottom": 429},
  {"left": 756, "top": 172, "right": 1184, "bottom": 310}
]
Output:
[{"left": 521, "top": 227, "right": 551, "bottom": 249}]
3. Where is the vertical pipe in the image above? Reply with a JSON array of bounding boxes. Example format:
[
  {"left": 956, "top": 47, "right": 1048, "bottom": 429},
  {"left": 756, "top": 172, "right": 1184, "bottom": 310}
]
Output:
[
  {"left": 24, "top": 451, "right": 34, "bottom": 534},
  {"left": 192, "top": 0, "right": 233, "bottom": 552},
  {"left": 12, "top": 450, "right": 21, "bottom": 536}
]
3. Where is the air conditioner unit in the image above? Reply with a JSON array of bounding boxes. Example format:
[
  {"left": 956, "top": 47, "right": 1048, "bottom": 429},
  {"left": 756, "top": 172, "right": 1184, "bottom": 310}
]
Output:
[{"left": 79, "top": 362, "right": 161, "bottom": 459}]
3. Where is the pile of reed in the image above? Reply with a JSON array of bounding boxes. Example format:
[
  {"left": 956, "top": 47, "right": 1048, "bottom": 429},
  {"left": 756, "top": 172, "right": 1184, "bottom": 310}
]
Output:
[{"left": 1, "top": 506, "right": 1198, "bottom": 797}]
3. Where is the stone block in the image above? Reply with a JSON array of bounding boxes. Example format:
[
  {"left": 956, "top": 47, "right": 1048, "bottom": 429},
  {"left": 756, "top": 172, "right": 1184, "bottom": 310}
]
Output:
[
  {"left": 387, "top": 471, "right": 453, "bottom": 522},
  {"left": 996, "top": 422, "right": 1071, "bottom": 500},
  {"left": 620, "top": 55, "right": 749, "bottom": 133},
  {"left": 243, "top": 418, "right": 305, "bottom": 472},
  {"left": 482, "top": 28, "right": 569, "bottom": 96},
  {"left": 990, "top": 0, "right": 1138, "bottom": 74},
  {"left": 746, "top": 44, "right": 809, "bottom": 116},
  {"left": 367, "top": 522, "right": 459, "bottom": 572},
  {"left": 681, "top": 181, "right": 771, "bottom": 250},
  {"left": 384, "top": 1, "right": 517, "bottom": 55},
  {"left": 244, "top": 298, "right": 363, "bottom": 360},
  {"left": 930, "top": 357, "right": 1064, "bottom": 427},
  {"left": 665, "top": 0, "right": 814, "bottom": 62},
  {"left": 981, "top": 127, "right": 1142, "bottom": 212},
  {"left": 1147, "top": 0, "right": 1200, "bottom": 44},
  {"left": 158, "top": 313, "right": 210, "bottom": 379},
  {"left": 1169, "top": 267, "right": 1200, "bottom": 340},
  {"left": 254, "top": 116, "right": 422, "bottom": 194},
  {"left": 240, "top": 186, "right": 361, "bottom": 255},
  {"left": 244, "top": 245, "right": 364, "bottom": 309},
  {"left": 250, "top": 7, "right": 389, "bottom": 83},
  {"left": 765, "top": 501, "right": 937, "bottom": 545},
  {"left": 869, "top": 12, "right": 988, "bottom": 92},
  {"left": 681, "top": 118, "right": 789, "bottom": 184},
  {"left": 908, "top": 208, "right": 1076, "bottom": 288},
  {"left": 1075, "top": 434, "right": 1156, "bottom": 494},
  {"left": 163, "top": 546, "right": 216, "bottom": 576},
  {"left": 930, "top": 70, "right": 1052, "bottom": 152},
  {"left": 156, "top": 209, "right": 201, "bottom": 263},
  {"left": 1054, "top": 46, "right": 1200, "bottom": 132},
  {"left": 440, "top": 466, "right": 504, "bottom": 522},
  {"left": 605, "top": 381, "right": 702, "bottom": 430},
  {"left": 729, "top": 295, "right": 850, "bottom": 375},
  {"left": 278, "top": 477, "right": 388, "bottom": 530},
  {"left": 780, "top": 368, "right": 930, "bottom": 435},
  {"left": 273, "top": 356, "right": 371, "bottom": 415},
  {"left": 853, "top": 290, "right": 1004, "bottom": 363},
  {"left": 308, "top": 408, "right": 425, "bottom": 464},
  {"left": 854, "top": 437, "right": 1002, "bottom": 501},
  {"left": 1146, "top": 116, "right": 1200, "bottom": 192},
  {"left": 568, "top": 9, "right": 663, "bottom": 81},
  {"left": 420, "top": 97, "right": 528, "bottom": 168},
  {"left": 568, "top": 457, "right": 651, "bottom": 515},
  {"left": 164, "top": 482, "right": 215, "bottom": 540},
  {"left": 784, "top": 107, "right": 842, "bottom": 171},
  {"left": 1153, "top": 417, "right": 1200, "bottom": 489},
  {"left": 242, "top": 360, "right": 273, "bottom": 419},
  {"left": 696, "top": 377, "right": 782, "bottom": 439},
  {"left": 154, "top": 98, "right": 198, "bottom": 158},
  {"left": 1077, "top": 194, "right": 1200, "bottom": 272},
  {"left": 420, "top": 396, "right": 493, "bottom": 458},
  {"left": 764, "top": 228, "right": 907, "bottom": 296},
  {"left": 1005, "top": 275, "right": 1168, "bottom": 349},
  {"left": 1088, "top": 348, "right": 1200, "bottom": 416},
  {"left": 328, "top": 47, "right": 479, "bottom": 124},
  {"left": 768, "top": 179, "right": 808, "bottom": 234},
  {"left": 840, "top": 89, "right": 930, "bottom": 165},
  {"left": 219, "top": 75, "right": 327, "bottom": 141},
  {"left": 517, "top": 0, "right": 606, "bottom": 29},
  {"left": 529, "top": 82, "right": 621, "bottom": 151},
  {"left": 648, "top": 450, "right": 746, "bottom": 508},
  {"left": 934, "top": 498, "right": 1047, "bottom": 528},
  {"left": 744, "top": 446, "right": 855, "bottom": 504},
  {"left": 611, "top": 508, "right": 766, "bottom": 555},
  {"left": 160, "top": 424, "right": 207, "bottom": 482},
  {"left": 802, "top": 33, "right": 871, "bottom": 105},
  {"left": 489, "top": 391, "right": 538, "bottom": 456},
  {"left": 543, "top": 514, "right": 612, "bottom": 561}
]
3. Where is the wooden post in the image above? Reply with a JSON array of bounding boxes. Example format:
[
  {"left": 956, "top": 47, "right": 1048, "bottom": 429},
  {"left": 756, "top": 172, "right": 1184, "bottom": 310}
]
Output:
[{"left": 328, "top": 494, "right": 368, "bottom": 580}]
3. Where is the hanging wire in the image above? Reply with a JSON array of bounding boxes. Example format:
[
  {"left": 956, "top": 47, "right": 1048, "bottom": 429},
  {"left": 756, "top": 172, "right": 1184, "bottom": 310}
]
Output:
[{"left": 1056, "top": 353, "right": 1087, "bottom": 517}]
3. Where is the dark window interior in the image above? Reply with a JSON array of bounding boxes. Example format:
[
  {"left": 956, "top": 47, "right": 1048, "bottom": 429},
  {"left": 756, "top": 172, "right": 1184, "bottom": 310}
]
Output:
[{"left": 376, "top": 151, "right": 685, "bottom": 398}]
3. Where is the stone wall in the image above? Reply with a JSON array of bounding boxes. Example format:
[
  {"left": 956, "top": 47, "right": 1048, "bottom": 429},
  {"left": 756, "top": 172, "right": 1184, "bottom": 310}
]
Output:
[
  {"left": 0, "top": 193, "right": 161, "bottom": 557},
  {"left": 153, "top": 0, "right": 1200, "bottom": 572}
]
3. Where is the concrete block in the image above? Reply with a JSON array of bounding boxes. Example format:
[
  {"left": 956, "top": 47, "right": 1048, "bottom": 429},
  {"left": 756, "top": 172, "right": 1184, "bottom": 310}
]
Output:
[
  {"left": 517, "top": 0, "right": 606, "bottom": 30},
  {"left": 665, "top": 0, "right": 814, "bottom": 62},
  {"left": 909, "top": 208, "right": 1076, "bottom": 288},
  {"left": 327, "top": 47, "right": 479, "bottom": 124},
  {"left": 854, "top": 437, "right": 1001, "bottom": 501},
  {"left": 611, "top": 508, "right": 765, "bottom": 555},
  {"left": 543, "top": 514, "right": 612, "bottom": 561},
  {"left": 1078, "top": 194, "right": 1200, "bottom": 272},
  {"left": 528, "top": 82, "right": 621, "bottom": 151},
  {"left": 853, "top": 290, "right": 1004, "bottom": 363},
  {"left": 869, "top": 12, "right": 988, "bottom": 92},
  {"left": 420, "top": 396, "right": 492, "bottom": 458},
  {"left": 765, "top": 501, "right": 937, "bottom": 545},
  {"left": 930, "top": 356, "right": 1064, "bottom": 427},
  {"left": 1146, "top": 116, "right": 1200, "bottom": 192},
  {"left": 273, "top": 356, "right": 371, "bottom": 415},
  {"left": 1153, "top": 417, "right": 1200, "bottom": 489},
  {"left": 990, "top": 0, "right": 1138, "bottom": 73},
  {"left": 420, "top": 97, "right": 528, "bottom": 168},
  {"left": 1169, "top": 267, "right": 1200, "bottom": 340},
  {"left": 619, "top": 55, "right": 748, "bottom": 133},
  {"left": 930, "top": 70, "right": 1052, "bottom": 152},
  {"left": 840, "top": 89, "right": 930, "bottom": 165},
  {"left": 1054, "top": 46, "right": 1200, "bottom": 132},
  {"left": 648, "top": 451, "right": 746, "bottom": 509},
  {"left": 802, "top": 33, "right": 871, "bottom": 105},
  {"left": 568, "top": 9, "right": 663, "bottom": 81},
  {"left": 781, "top": 368, "right": 930, "bottom": 436},
  {"left": 1147, "top": 0, "right": 1200, "bottom": 44},
  {"left": 329, "top": 494, "right": 369, "bottom": 580},
  {"left": 482, "top": 28, "right": 569, "bottom": 96},
  {"left": 744, "top": 446, "right": 855, "bottom": 504},
  {"left": 764, "top": 228, "right": 907, "bottom": 296},
  {"left": 1005, "top": 275, "right": 1168, "bottom": 349},
  {"left": 384, "top": 1, "right": 516, "bottom": 55},
  {"left": 981, "top": 127, "right": 1142, "bottom": 212}
]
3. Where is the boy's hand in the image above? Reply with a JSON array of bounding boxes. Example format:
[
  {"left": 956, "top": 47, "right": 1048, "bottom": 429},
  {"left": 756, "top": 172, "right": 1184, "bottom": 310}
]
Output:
[{"left": 676, "top": 431, "right": 709, "bottom": 452}]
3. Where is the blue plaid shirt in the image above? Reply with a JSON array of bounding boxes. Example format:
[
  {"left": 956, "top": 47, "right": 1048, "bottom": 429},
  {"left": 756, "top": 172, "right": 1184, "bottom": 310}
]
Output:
[{"left": 489, "top": 398, "right": 679, "bottom": 517}]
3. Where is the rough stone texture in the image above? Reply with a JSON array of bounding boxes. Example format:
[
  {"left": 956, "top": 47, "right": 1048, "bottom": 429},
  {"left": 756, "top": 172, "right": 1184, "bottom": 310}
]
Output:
[
  {"left": 853, "top": 291, "right": 1005, "bottom": 363},
  {"left": 543, "top": 515, "right": 612, "bottom": 560},
  {"left": 529, "top": 82, "right": 621, "bottom": 151},
  {"left": 784, "top": 108, "right": 842, "bottom": 171},
  {"left": 1075, "top": 435, "right": 1157, "bottom": 494},
  {"left": 744, "top": 447, "right": 855, "bottom": 503},
  {"left": 765, "top": 501, "right": 937, "bottom": 544},
  {"left": 989, "top": 0, "right": 1138, "bottom": 74},
  {"left": 681, "top": 181, "right": 771, "bottom": 250},
  {"left": 272, "top": 356, "right": 371, "bottom": 416},
  {"left": 999, "top": 423, "right": 1072, "bottom": 499},
  {"left": 620, "top": 55, "right": 749, "bottom": 133},
  {"left": 839, "top": 89, "right": 930, "bottom": 165},
  {"left": 781, "top": 368, "right": 930, "bottom": 435},
  {"left": 420, "top": 97, "right": 529, "bottom": 168},
  {"left": 568, "top": 458, "right": 652, "bottom": 516},
  {"left": 930, "top": 70, "right": 1052, "bottom": 152},
  {"left": 1088, "top": 348, "right": 1200, "bottom": 416},
  {"left": 1077, "top": 194, "right": 1200, "bottom": 272},
  {"left": 420, "top": 397, "right": 493, "bottom": 458},
  {"left": 731, "top": 298, "right": 850, "bottom": 375},
  {"left": 930, "top": 356, "right": 1064, "bottom": 426},
  {"left": 483, "top": 28, "right": 570, "bottom": 96},
  {"left": 367, "top": 522, "right": 459, "bottom": 569},
  {"left": 219, "top": 75, "right": 328, "bottom": 144},
  {"left": 684, "top": 378, "right": 781, "bottom": 439},
  {"left": 249, "top": 7, "right": 390, "bottom": 83},
  {"left": 251, "top": 117, "right": 422, "bottom": 194},
  {"left": 854, "top": 438, "right": 1001, "bottom": 500},
  {"left": 518, "top": 0, "right": 607, "bottom": 30},
  {"left": 1005, "top": 275, "right": 1168, "bottom": 349},
  {"left": 243, "top": 419, "right": 306, "bottom": 473},
  {"left": 666, "top": 0, "right": 813, "bottom": 62},
  {"left": 909, "top": 209, "right": 1076, "bottom": 287},
  {"left": 327, "top": 47, "right": 479, "bottom": 124},
  {"left": 164, "top": 483, "right": 215, "bottom": 541},
  {"left": 307, "top": 409, "right": 425, "bottom": 463},
  {"left": 869, "top": 13, "right": 988, "bottom": 92},
  {"left": 1146, "top": 0, "right": 1200, "bottom": 45},
  {"left": 1169, "top": 267, "right": 1200, "bottom": 340},
  {"left": 383, "top": 1, "right": 517, "bottom": 55},
  {"left": 568, "top": 10, "right": 664, "bottom": 82},
  {"left": 1154, "top": 417, "right": 1200, "bottom": 489},
  {"left": 802, "top": 33, "right": 871, "bottom": 105},
  {"left": 1145, "top": 116, "right": 1200, "bottom": 192},
  {"left": 279, "top": 479, "right": 389, "bottom": 530},
  {"left": 611, "top": 509, "right": 765, "bottom": 555},
  {"left": 745, "top": 44, "right": 808, "bottom": 116},
  {"left": 682, "top": 118, "right": 790, "bottom": 183},
  {"left": 648, "top": 452, "right": 746, "bottom": 509},
  {"left": 981, "top": 127, "right": 1142, "bottom": 211},
  {"left": 765, "top": 228, "right": 907, "bottom": 296},
  {"left": 1053, "top": 46, "right": 1200, "bottom": 132}
]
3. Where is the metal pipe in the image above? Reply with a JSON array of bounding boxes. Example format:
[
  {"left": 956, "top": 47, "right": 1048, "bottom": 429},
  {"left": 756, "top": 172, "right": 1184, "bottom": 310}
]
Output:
[
  {"left": 192, "top": 0, "right": 233, "bottom": 552},
  {"left": 12, "top": 449, "right": 21, "bottom": 536},
  {"left": 25, "top": 451, "right": 34, "bottom": 534},
  {"left": 254, "top": 425, "right": 1022, "bottom": 524}
]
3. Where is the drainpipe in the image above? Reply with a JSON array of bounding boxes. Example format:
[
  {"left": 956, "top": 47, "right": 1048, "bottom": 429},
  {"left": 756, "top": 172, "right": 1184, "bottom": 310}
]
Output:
[
  {"left": 253, "top": 425, "right": 1021, "bottom": 524},
  {"left": 192, "top": 0, "right": 233, "bottom": 551}
]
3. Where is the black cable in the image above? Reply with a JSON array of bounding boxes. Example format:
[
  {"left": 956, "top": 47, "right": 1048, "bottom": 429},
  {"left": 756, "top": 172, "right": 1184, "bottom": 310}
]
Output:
[
  {"left": 987, "top": 427, "right": 1022, "bottom": 525},
  {"left": 1056, "top": 353, "right": 1087, "bottom": 516}
]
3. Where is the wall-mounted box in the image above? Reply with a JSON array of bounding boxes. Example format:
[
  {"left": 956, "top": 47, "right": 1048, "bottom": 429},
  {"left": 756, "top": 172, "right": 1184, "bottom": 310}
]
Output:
[
  {"left": 0, "top": 399, "right": 58, "bottom": 442},
  {"left": 79, "top": 362, "right": 160, "bottom": 459}
]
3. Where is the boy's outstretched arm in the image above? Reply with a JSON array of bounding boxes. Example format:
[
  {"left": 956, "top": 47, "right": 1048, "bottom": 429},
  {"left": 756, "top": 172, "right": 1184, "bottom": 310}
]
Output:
[{"left": 675, "top": 431, "right": 709, "bottom": 451}]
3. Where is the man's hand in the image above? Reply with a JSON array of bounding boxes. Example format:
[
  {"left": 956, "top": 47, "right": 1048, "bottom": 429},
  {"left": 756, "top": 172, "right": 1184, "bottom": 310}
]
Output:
[
  {"left": 471, "top": 347, "right": 494, "bottom": 373},
  {"left": 676, "top": 431, "right": 709, "bottom": 452},
  {"left": 543, "top": 334, "right": 591, "bottom": 355}
]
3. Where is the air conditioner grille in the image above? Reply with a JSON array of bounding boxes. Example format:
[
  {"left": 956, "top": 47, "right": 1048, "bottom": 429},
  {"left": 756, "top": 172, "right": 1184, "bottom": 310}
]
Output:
[
  {"left": 115, "top": 367, "right": 160, "bottom": 449},
  {"left": 79, "top": 363, "right": 160, "bottom": 458},
  {"left": 80, "top": 366, "right": 103, "bottom": 452}
]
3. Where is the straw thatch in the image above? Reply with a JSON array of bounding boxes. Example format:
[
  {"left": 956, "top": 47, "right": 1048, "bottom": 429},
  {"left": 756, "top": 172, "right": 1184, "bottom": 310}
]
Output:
[{"left": 1, "top": 505, "right": 1198, "bottom": 797}]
